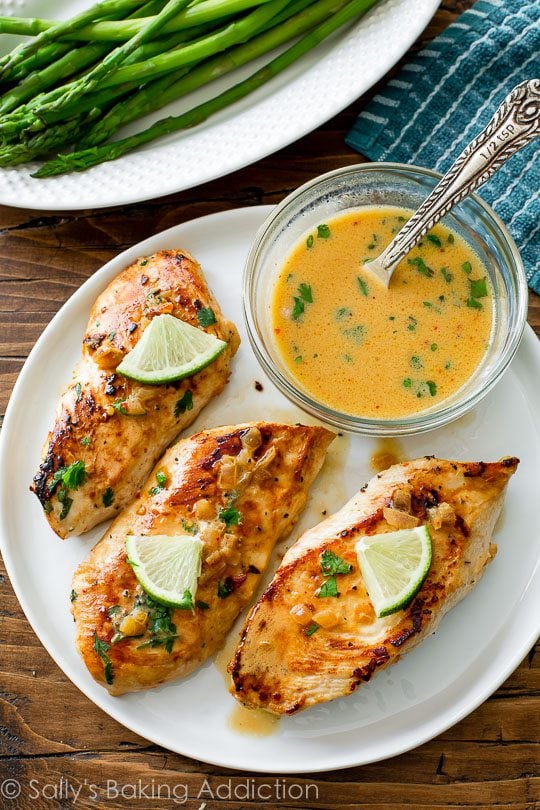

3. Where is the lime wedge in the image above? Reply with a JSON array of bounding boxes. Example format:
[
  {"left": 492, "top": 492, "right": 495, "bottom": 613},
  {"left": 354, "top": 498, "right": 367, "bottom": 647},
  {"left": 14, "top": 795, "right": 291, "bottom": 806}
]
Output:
[
  {"left": 126, "top": 534, "right": 203, "bottom": 608},
  {"left": 117, "top": 313, "right": 226, "bottom": 385},
  {"left": 355, "top": 525, "right": 432, "bottom": 617}
]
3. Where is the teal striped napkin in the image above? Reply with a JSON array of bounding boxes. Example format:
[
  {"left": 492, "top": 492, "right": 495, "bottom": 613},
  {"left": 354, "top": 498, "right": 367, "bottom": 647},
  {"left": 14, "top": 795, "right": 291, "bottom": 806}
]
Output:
[{"left": 346, "top": 0, "right": 540, "bottom": 293}]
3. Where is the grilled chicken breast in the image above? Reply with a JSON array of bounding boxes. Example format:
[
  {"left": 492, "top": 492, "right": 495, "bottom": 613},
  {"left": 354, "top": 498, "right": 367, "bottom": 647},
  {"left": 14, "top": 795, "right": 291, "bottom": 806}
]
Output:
[
  {"left": 71, "top": 422, "right": 334, "bottom": 694},
  {"left": 32, "top": 250, "right": 239, "bottom": 539},
  {"left": 230, "top": 456, "right": 519, "bottom": 714}
]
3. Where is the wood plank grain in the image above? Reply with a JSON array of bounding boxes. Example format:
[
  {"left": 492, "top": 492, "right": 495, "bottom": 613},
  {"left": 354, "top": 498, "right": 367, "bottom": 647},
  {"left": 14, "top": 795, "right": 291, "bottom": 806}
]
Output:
[{"left": 1, "top": 752, "right": 538, "bottom": 809}]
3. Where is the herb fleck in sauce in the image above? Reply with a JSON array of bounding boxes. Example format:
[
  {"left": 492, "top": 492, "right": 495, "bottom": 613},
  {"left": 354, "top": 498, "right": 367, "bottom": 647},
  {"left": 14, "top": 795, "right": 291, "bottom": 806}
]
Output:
[{"left": 271, "top": 207, "right": 492, "bottom": 418}]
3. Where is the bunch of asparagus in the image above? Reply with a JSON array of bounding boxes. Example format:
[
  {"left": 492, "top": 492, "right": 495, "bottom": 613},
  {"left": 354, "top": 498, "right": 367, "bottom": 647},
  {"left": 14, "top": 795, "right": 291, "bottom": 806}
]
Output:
[{"left": 0, "top": 0, "right": 379, "bottom": 176}]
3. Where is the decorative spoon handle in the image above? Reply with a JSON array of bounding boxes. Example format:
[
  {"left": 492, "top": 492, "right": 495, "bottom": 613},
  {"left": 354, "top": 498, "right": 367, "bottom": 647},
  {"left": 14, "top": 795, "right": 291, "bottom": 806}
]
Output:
[{"left": 368, "top": 79, "right": 540, "bottom": 286}]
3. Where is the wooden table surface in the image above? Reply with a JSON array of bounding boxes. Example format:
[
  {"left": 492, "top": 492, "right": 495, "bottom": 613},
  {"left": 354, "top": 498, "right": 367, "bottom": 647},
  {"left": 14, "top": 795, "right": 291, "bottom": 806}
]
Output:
[{"left": 1, "top": 1, "right": 539, "bottom": 808}]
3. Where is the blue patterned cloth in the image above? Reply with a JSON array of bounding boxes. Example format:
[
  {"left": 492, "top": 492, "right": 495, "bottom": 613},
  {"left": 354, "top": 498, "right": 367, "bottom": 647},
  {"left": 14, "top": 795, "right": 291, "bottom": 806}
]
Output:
[{"left": 346, "top": 0, "right": 540, "bottom": 293}]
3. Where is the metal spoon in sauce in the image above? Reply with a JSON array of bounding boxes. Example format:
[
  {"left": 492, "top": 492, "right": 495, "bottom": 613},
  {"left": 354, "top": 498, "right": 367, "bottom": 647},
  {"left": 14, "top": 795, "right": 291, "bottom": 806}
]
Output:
[{"left": 364, "top": 79, "right": 540, "bottom": 287}]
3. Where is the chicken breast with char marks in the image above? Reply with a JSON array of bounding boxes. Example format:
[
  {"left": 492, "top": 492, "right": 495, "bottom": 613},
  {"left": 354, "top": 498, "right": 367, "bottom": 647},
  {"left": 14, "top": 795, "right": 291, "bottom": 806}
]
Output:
[
  {"left": 31, "top": 249, "right": 239, "bottom": 539},
  {"left": 230, "top": 456, "right": 518, "bottom": 714},
  {"left": 71, "top": 422, "right": 334, "bottom": 694}
]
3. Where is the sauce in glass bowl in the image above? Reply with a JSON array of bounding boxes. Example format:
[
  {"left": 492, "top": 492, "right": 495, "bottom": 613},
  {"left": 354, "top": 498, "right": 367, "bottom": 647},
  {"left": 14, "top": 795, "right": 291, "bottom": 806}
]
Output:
[{"left": 270, "top": 206, "right": 492, "bottom": 419}]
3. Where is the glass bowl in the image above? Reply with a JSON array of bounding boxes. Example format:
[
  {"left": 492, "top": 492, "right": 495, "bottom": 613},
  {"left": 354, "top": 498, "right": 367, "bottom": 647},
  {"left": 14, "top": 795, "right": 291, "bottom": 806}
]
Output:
[{"left": 243, "top": 163, "right": 528, "bottom": 436}]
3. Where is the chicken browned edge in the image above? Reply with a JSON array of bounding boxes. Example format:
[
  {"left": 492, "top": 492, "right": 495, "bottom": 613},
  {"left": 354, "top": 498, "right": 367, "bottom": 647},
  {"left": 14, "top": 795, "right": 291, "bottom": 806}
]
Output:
[
  {"left": 229, "top": 456, "right": 519, "bottom": 715},
  {"left": 71, "top": 422, "right": 334, "bottom": 695},
  {"left": 31, "top": 250, "right": 240, "bottom": 539}
]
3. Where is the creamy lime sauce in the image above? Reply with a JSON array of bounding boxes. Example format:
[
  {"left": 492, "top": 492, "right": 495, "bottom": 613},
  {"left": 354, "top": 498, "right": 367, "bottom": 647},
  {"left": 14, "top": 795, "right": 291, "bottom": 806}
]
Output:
[{"left": 271, "top": 206, "right": 492, "bottom": 419}]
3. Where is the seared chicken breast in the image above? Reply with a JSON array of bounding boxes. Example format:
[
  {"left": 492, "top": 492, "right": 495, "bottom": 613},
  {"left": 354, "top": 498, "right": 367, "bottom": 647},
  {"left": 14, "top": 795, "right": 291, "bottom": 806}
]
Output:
[
  {"left": 31, "top": 250, "right": 239, "bottom": 538},
  {"left": 230, "top": 456, "right": 518, "bottom": 714},
  {"left": 71, "top": 422, "right": 334, "bottom": 694}
]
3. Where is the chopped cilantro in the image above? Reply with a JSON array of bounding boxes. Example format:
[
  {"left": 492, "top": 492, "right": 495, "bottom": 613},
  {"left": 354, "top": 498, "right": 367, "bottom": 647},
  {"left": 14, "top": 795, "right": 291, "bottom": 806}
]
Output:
[
  {"left": 51, "top": 460, "right": 87, "bottom": 491},
  {"left": 149, "top": 470, "right": 167, "bottom": 496},
  {"left": 469, "top": 277, "right": 488, "bottom": 299},
  {"left": 112, "top": 398, "right": 130, "bottom": 416},
  {"left": 467, "top": 297, "right": 482, "bottom": 309},
  {"left": 410, "top": 355, "right": 423, "bottom": 369},
  {"left": 291, "top": 296, "right": 305, "bottom": 320},
  {"left": 70, "top": 589, "right": 77, "bottom": 603},
  {"left": 426, "top": 234, "right": 442, "bottom": 247},
  {"left": 197, "top": 307, "right": 217, "bottom": 327},
  {"left": 440, "top": 267, "right": 453, "bottom": 283},
  {"left": 462, "top": 261, "right": 472, "bottom": 274},
  {"left": 93, "top": 632, "right": 113, "bottom": 684},
  {"left": 181, "top": 519, "right": 198, "bottom": 535},
  {"left": 447, "top": 233, "right": 455, "bottom": 244},
  {"left": 175, "top": 389, "right": 193, "bottom": 417},
  {"left": 403, "top": 378, "right": 412, "bottom": 388},
  {"left": 317, "top": 576, "right": 339, "bottom": 598},
  {"left": 431, "top": 343, "right": 438, "bottom": 352},
  {"left": 292, "top": 282, "right": 314, "bottom": 320},
  {"left": 136, "top": 595, "right": 177, "bottom": 653},
  {"left": 217, "top": 578, "right": 234, "bottom": 598},
  {"left": 102, "top": 487, "right": 114, "bottom": 507},
  {"left": 305, "top": 622, "right": 320, "bottom": 636},
  {"left": 357, "top": 276, "right": 369, "bottom": 297},
  {"left": 336, "top": 307, "right": 352, "bottom": 321},
  {"left": 108, "top": 605, "right": 120, "bottom": 616},
  {"left": 427, "top": 380, "right": 437, "bottom": 397},
  {"left": 57, "top": 487, "right": 73, "bottom": 521},
  {"left": 408, "top": 257, "right": 434, "bottom": 277},
  {"left": 407, "top": 316, "right": 417, "bottom": 332},
  {"left": 294, "top": 355, "right": 303, "bottom": 363},
  {"left": 320, "top": 549, "right": 352, "bottom": 576},
  {"left": 74, "top": 382, "right": 82, "bottom": 402},
  {"left": 219, "top": 506, "right": 241, "bottom": 526},
  {"left": 343, "top": 324, "right": 365, "bottom": 345},
  {"left": 306, "top": 234, "right": 314, "bottom": 249},
  {"left": 423, "top": 301, "right": 433, "bottom": 308},
  {"left": 43, "top": 500, "right": 53, "bottom": 514},
  {"left": 298, "top": 283, "right": 313, "bottom": 303},
  {"left": 177, "top": 589, "right": 195, "bottom": 611},
  {"left": 317, "top": 224, "right": 331, "bottom": 239},
  {"left": 81, "top": 436, "right": 91, "bottom": 447}
]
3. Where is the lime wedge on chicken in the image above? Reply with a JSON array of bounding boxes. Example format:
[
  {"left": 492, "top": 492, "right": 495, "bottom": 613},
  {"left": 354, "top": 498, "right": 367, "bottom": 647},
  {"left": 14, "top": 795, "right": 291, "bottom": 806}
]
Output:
[
  {"left": 117, "top": 313, "right": 226, "bottom": 384},
  {"left": 126, "top": 534, "right": 203, "bottom": 608},
  {"left": 355, "top": 525, "right": 432, "bottom": 617}
]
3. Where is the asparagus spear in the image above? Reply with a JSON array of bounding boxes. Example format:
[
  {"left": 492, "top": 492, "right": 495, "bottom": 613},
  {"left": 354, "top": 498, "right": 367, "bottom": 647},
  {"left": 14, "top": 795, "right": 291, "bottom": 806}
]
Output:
[
  {"left": 0, "top": 116, "right": 97, "bottom": 167},
  {"left": 0, "top": 43, "right": 111, "bottom": 115},
  {"left": 1, "top": 0, "right": 165, "bottom": 85},
  {"left": 4, "top": 43, "right": 73, "bottom": 84},
  {"left": 0, "top": 0, "right": 146, "bottom": 79},
  {"left": 35, "top": 0, "right": 379, "bottom": 177},
  {"left": 39, "top": 0, "right": 293, "bottom": 118},
  {"left": 0, "top": 24, "right": 210, "bottom": 136},
  {"left": 80, "top": 0, "right": 347, "bottom": 148},
  {"left": 46, "top": 0, "right": 194, "bottom": 112},
  {"left": 0, "top": 0, "right": 275, "bottom": 42}
]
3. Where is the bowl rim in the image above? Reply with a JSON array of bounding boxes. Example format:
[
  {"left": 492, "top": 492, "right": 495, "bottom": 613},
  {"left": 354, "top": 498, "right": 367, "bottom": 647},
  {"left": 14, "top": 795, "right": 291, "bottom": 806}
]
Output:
[{"left": 242, "top": 162, "right": 529, "bottom": 436}]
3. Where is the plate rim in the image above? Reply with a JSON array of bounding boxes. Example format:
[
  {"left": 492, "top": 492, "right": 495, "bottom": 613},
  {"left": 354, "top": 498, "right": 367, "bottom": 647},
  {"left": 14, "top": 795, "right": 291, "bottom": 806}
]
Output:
[
  {"left": 0, "top": 0, "right": 440, "bottom": 210},
  {"left": 0, "top": 205, "right": 539, "bottom": 773}
]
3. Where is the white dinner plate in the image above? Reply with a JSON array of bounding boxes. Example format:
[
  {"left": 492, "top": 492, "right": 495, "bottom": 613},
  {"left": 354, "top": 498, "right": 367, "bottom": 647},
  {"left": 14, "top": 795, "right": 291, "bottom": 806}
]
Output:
[
  {"left": 0, "top": 0, "right": 439, "bottom": 210},
  {"left": 1, "top": 206, "right": 539, "bottom": 773}
]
